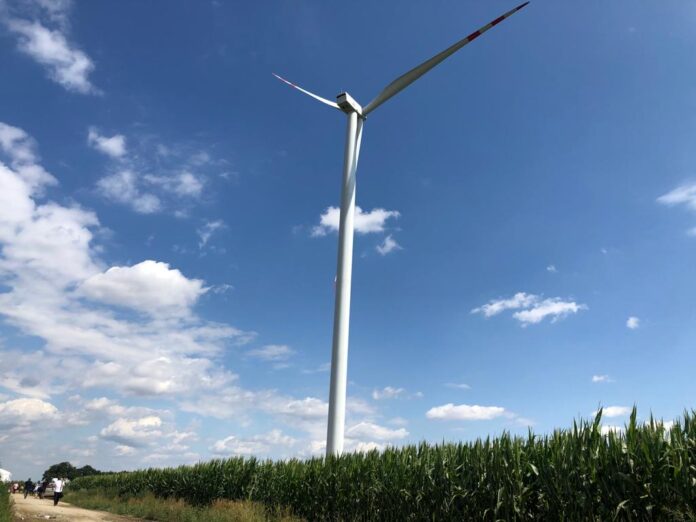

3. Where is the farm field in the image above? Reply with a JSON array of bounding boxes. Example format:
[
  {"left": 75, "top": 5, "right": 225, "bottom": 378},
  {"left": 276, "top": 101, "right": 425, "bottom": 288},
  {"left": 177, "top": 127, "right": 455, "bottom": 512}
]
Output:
[{"left": 70, "top": 410, "right": 696, "bottom": 521}]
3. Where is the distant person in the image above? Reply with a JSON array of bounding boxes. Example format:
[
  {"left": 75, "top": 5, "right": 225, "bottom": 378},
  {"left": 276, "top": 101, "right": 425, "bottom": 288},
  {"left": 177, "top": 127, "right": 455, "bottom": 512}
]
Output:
[
  {"left": 23, "top": 478, "right": 33, "bottom": 499},
  {"left": 12, "top": 482, "right": 19, "bottom": 494},
  {"left": 41, "top": 479, "right": 49, "bottom": 499},
  {"left": 53, "top": 477, "right": 64, "bottom": 506}
]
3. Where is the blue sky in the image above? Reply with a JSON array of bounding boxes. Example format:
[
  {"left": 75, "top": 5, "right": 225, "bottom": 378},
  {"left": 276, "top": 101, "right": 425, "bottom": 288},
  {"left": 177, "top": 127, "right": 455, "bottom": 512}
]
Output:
[{"left": 1, "top": 0, "right": 696, "bottom": 479}]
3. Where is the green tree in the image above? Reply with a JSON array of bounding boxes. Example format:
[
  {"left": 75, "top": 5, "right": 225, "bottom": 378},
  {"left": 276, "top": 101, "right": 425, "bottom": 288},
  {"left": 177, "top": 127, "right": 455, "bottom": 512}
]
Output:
[{"left": 42, "top": 462, "right": 102, "bottom": 481}]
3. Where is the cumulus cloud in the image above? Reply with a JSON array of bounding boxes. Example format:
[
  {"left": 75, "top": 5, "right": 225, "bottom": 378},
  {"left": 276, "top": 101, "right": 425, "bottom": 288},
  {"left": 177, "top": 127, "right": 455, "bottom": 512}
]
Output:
[
  {"left": 92, "top": 131, "right": 217, "bottom": 215},
  {"left": 0, "top": 121, "right": 56, "bottom": 191},
  {"left": 472, "top": 293, "right": 586, "bottom": 325},
  {"left": 144, "top": 171, "right": 204, "bottom": 198},
  {"left": 80, "top": 260, "right": 207, "bottom": 317},
  {"left": 88, "top": 128, "right": 126, "bottom": 158},
  {"left": 346, "top": 422, "right": 408, "bottom": 441},
  {"left": 210, "top": 429, "right": 296, "bottom": 456},
  {"left": 472, "top": 293, "right": 538, "bottom": 317},
  {"left": 312, "top": 206, "right": 400, "bottom": 237},
  {"left": 376, "top": 234, "right": 401, "bottom": 256},
  {"left": 594, "top": 406, "right": 630, "bottom": 418},
  {"left": 96, "top": 170, "right": 161, "bottom": 214},
  {"left": 626, "top": 316, "right": 640, "bottom": 329},
  {"left": 372, "top": 386, "right": 405, "bottom": 400},
  {"left": 444, "top": 383, "right": 471, "bottom": 390},
  {"left": 512, "top": 298, "right": 586, "bottom": 325},
  {"left": 246, "top": 344, "right": 294, "bottom": 362},
  {"left": 658, "top": 183, "right": 696, "bottom": 211},
  {"left": 0, "top": 122, "right": 253, "bottom": 405},
  {"left": 600, "top": 425, "right": 624, "bottom": 436},
  {"left": 0, "top": 398, "right": 59, "bottom": 430},
  {"left": 592, "top": 375, "right": 612, "bottom": 383},
  {"left": 658, "top": 183, "right": 696, "bottom": 234},
  {"left": 197, "top": 220, "right": 225, "bottom": 249},
  {"left": 100, "top": 416, "right": 163, "bottom": 447},
  {"left": 426, "top": 403, "right": 506, "bottom": 421},
  {"left": 89, "top": 127, "right": 228, "bottom": 217},
  {"left": 3, "top": 2, "right": 98, "bottom": 95}
]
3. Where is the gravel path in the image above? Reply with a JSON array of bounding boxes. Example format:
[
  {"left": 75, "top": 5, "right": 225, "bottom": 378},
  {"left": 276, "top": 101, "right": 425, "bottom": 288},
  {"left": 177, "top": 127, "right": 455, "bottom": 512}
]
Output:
[{"left": 11, "top": 495, "right": 140, "bottom": 521}]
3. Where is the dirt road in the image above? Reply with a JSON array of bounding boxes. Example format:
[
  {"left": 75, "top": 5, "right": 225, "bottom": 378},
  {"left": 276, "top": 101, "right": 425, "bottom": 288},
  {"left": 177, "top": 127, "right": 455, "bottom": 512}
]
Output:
[{"left": 11, "top": 495, "right": 139, "bottom": 521}]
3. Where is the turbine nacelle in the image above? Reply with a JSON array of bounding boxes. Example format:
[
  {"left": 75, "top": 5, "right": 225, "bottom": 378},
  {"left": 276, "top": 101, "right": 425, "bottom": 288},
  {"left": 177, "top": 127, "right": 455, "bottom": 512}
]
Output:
[{"left": 336, "top": 93, "right": 363, "bottom": 117}]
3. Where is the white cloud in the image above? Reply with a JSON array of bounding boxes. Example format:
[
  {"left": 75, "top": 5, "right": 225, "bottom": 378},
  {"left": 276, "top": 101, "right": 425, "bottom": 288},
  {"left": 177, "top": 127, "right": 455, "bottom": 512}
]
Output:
[
  {"left": 0, "top": 122, "right": 253, "bottom": 405},
  {"left": 426, "top": 403, "right": 506, "bottom": 421},
  {"left": 658, "top": 183, "right": 696, "bottom": 234},
  {"left": 600, "top": 425, "right": 623, "bottom": 435},
  {"left": 594, "top": 406, "right": 630, "bottom": 418},
  {"left": 90, "top": 129, "right": 226, "bottom": 216},
  {"left": 144, "top": 171, "right": 204, "bottom": 198},
  {"left": 80, "top": 260, "right": 207, "bottom": 317},
  {"left": 88, "top": 128, "right": 126, "bottom": 158},
  {"left": 0, "top": 121, "right": 57, "bottom": 191},
  {"left": 312, "top": 206, "right": 400, "bottom": 237},
  {"left": 210, "top": 429, "right": 296, "bottom": 456},
  {"left": 302, "top": 362, "right": 330, "bottom": 374},
  {"left": 96, "top": 170, "right": 161, "bottom": 214},
  {"left": 296, "top": 421, "right": 410, "bottom": 456},
  {"left": 346, "top": 422, "right": 408, "bottom": 441},
  {"left": 444, "top": 383, "right": 471, "bottom": 390},
  {"left": 246, "top": 344, "right": 294, "bottom": 362},
  {"left": 471, "top": 292, "right": 538, "bottom": 317},
  {"left": 197, "top": 220, "right": 225, "bottom": 249},
  {"left": 591, "top": 375, "right": 612, "bottom": 383},
  {"left": 5, "top": 18, "right": 97, "bottom": 94},
  {"left": 100, "top": 416, "right": 163, "bottom": 447},
  {"left": 546, "top": 264, "right": 557, "bottom": 273},
  {"left": 372, "top": 386, "right": 405, "bottom": 400},
  {"left": 512, "top": 298, "right": 586, "bottom": 325},
  {"left": 658, "top": 183, "right": 696, "bottom": 211},
  {"left": 473, "top": 292, "right": 586, "bottom": 325},
  {"left": 84, "top": 397, "right": 127, "bottom": 417},
  {"left": 0, "top": 398, "right": 59, "bottom": 429},
  {"left": 376, "top": 235, "right": 402, "bottom": 256},
  {"left": 174, "top": 171, "right": 204, "bottom": 196},
  {"left": 626, "top": 316, "right": 640, "bottom": 330}
]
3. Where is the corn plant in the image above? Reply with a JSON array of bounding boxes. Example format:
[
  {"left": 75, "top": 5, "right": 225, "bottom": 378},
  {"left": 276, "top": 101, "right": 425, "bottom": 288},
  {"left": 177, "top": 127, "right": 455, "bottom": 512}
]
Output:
[{"left": 71, "top": 408, "right": 696, "bottom": 520}]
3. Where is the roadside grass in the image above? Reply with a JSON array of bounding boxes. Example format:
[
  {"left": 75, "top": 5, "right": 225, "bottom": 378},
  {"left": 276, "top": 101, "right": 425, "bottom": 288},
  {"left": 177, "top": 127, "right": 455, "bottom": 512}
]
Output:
[
  {"left": 0, "top": 488, "right": 12, "bottom": 522},
  {"left": 65, "top": 489, "right": 302, "bottom": 522}
]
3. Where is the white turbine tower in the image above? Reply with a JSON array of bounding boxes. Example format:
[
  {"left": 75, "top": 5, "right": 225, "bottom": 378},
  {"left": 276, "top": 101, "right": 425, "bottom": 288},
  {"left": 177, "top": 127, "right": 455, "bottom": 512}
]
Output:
[{"left": 274, "top": 2, "right": 530, "bottom": 456}]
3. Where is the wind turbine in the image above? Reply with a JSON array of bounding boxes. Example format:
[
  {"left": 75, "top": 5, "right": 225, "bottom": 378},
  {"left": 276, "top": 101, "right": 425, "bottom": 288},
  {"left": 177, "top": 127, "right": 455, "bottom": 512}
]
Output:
[{"left": 274, "top": 2, "right": 530, "bottom": 456}]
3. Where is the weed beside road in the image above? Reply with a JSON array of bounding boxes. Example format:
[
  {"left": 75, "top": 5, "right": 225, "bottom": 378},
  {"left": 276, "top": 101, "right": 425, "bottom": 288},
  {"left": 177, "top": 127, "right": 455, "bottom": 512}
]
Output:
[
  {"left": 0, "top": 488, "right": 12, "bottom": 522},
  {"left": 66, "top": 490, "right": 300, "bottom": 522}
]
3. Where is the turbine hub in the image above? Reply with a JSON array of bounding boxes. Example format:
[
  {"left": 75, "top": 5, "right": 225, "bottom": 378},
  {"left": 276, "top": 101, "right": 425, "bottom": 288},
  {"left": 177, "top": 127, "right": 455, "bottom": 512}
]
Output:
[{"left": 336, "top": 93, "right": 362, "bottom": 116}]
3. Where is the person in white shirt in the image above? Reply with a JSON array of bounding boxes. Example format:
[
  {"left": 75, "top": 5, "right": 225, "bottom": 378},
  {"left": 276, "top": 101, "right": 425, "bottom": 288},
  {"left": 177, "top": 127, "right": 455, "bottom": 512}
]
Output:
[{"left": 52, "top": 478, "right": 64, "bottom": 506}]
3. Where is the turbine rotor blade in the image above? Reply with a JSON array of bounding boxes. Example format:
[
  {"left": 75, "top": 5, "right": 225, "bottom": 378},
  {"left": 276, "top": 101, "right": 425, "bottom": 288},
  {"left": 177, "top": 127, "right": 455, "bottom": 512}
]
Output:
[
  {"left": 362, "top": 2, "right": 530, "bottom": 116},
  {"left": 272, "top": 73, "right": 341, "bottom": 110}
]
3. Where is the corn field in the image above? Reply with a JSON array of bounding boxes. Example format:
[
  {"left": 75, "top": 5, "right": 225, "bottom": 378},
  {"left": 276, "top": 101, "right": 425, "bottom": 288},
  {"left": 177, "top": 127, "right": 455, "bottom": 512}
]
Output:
[{"left": 72, "top": 409, "right": 696, "bottom": 520}]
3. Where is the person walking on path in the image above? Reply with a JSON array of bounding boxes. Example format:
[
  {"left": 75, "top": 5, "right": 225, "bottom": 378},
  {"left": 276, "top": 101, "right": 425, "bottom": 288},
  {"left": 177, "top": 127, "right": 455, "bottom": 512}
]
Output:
[
  {"left": 53, "top": 477, "right": 65, "bottom": 506},
  {"left": 23, "top": 478, "right": 33, "bottom": 499}
]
